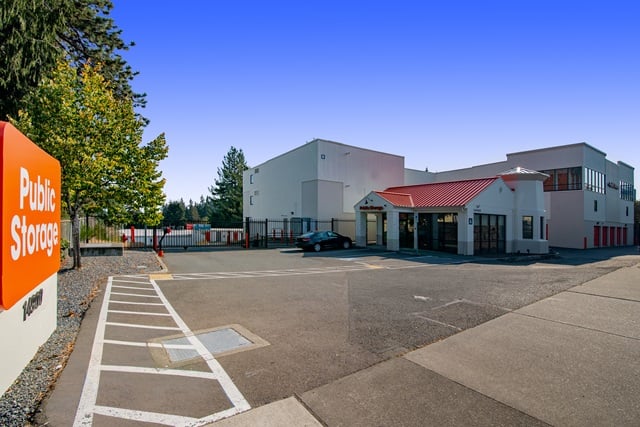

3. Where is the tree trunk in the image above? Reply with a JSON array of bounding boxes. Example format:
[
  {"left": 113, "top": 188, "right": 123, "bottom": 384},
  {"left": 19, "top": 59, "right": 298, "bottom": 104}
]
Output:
[{"left": 71, "top": 211, "right": 82, "bottom": 269}]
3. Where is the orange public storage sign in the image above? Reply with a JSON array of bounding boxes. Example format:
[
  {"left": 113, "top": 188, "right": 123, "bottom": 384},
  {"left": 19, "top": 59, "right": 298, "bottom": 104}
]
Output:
[{"left": 1, "top": 122, "right": 61, "bottom": 309}]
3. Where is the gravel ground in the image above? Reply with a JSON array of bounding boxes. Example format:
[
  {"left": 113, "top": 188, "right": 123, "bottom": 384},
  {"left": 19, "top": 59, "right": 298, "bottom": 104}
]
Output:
[{"left": 0, "top": 250, "right": 163, "bottom": 427}]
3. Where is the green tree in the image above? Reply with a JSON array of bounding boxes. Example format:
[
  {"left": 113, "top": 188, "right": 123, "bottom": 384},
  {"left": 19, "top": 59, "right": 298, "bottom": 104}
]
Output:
[
  {"left": 197, "top": 195, "right": 211, "bottom": 222},
  {"left": 185, "top": 199, "right": 201, "bottom": 222},
  {"left": 12, "top": 60, "right": 167, "bottom": 268},
  {"left": 0, "top": 0, "right": 142, "bottom": 121},
  {"left": 1, "top": 0, "right": 64, "bottom": 119},
  {"left": 208, "top": 147, "right": 248, "bottom": 223},
  {"left": 163, "top": 200, "right": 186, "bottom": 227}
]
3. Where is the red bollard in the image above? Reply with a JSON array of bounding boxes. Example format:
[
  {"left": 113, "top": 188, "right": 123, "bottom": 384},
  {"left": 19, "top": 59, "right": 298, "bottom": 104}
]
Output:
[{"left": 130, "top": 225, "right": 135, "bottom": 244}]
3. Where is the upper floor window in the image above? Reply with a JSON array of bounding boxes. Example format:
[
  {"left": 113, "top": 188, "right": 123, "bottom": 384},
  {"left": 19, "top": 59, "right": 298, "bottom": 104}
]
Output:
[
  {"left": 584, "top": 167, "right": 605, "bottom": 194},
  {"left": 250, "top": 174, "right": 254, "bottom": 184},
  {"left": 620, "top": 181, "right": 635, "bottom": 201},
  {"left": 541, "top": 167, "right": 582, "bottom": 191}
]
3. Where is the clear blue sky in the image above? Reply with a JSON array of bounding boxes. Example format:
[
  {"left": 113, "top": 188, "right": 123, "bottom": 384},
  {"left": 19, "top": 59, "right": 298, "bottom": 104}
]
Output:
[{"left": 111, "top": 1, "right": 639, "bottom": 203}]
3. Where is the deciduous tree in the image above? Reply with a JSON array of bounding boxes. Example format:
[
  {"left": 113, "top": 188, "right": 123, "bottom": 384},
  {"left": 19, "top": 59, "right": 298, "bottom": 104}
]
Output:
[{"left": 12, "top": 60, "right": 167, "bottom": 268}]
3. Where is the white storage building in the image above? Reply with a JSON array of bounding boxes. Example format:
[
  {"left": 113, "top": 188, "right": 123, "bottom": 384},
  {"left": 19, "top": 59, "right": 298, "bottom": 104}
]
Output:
[{"left": 243, "top": 139, "right": 635, "bottom": 253}]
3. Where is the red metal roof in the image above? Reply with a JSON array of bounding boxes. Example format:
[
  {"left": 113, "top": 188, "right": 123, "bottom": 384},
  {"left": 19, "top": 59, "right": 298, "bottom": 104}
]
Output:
[
  {"left": 373, "top": 191, "right": 413, "bottom": 207},
  {"left": 377, "top": 177, "right": 499, "bottom": 208}
]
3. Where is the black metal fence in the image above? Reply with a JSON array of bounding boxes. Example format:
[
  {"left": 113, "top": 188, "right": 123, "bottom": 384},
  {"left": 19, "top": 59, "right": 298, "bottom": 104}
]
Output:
[
  {"left": 62, "top": 217, "right": 361, "bottom": 251},
  {"left": 64, "top": 216, "right": 640, "bottom": 252},
  {"left": 244, "top": 217, "right": 358, "bottom": 249}
]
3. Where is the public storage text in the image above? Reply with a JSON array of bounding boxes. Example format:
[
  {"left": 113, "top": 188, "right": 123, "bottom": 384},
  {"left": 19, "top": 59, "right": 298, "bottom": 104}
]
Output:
[{"left": 10, "top": 167, "right": 58, "bottom": 260}]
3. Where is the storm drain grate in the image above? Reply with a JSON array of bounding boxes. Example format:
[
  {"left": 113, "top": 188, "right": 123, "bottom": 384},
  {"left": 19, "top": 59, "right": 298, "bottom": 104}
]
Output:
[
  {"left": 150, "top": 324, "right": 270, "bottom": 368},
  {"left": 165, "top": 328, "right": 252, "bottom": 362}
]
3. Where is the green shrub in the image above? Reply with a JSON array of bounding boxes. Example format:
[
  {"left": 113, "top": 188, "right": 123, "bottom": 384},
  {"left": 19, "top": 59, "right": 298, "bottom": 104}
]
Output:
[{"left": 60, "top": 239, "right": 70, "bottom": 261}]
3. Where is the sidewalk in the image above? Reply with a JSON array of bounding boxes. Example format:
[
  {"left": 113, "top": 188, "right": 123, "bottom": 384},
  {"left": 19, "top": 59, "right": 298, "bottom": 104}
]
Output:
[{"left": 214, "top": 262, "right": 640, "bottom": 426}]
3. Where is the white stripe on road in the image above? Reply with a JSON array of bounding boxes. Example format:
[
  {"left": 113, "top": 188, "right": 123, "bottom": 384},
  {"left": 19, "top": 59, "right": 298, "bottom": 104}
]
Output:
[
  {"left": 149, "top": 278, "right": 252, "bottom": 414},
  {"left": 105, "top": 321, "right": 182, "bottom": 331},
  {"left": 102, "top": 339, "right": 195, "bottom": 351},
  {"left": 110, "top": 292, "right": 161, "bottom": 298},
  {"left": 109, "top": 300, "right": 165, "bottom": 306},
  {"left": 111, "top": 285, "right": 156, "bottom": 291},
  {"left": 100, "top": 365, "right": 219, "bottom": 380},
  {"left": 74, "top": 277, "right": 114, "bottom": 426},
  {"left": 108, "top": 309, "right": 171, "bottom": 316},
  {"left": 73, "top": 276, "right": 250, "bottom": 426},
  {"left": 93, "top": 405, "right": 197, "bottom": 426}
]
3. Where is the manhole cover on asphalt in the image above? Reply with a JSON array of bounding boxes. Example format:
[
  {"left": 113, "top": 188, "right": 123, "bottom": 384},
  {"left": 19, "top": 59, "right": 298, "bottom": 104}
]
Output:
[{"left": 149, "top": 324, "right": 270, "bottom": 368}]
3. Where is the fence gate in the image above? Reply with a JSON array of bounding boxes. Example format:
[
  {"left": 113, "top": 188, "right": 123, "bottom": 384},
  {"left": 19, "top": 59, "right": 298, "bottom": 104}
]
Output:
[{"left": 69, "top": 217, "right": 361, "bottom": 251}]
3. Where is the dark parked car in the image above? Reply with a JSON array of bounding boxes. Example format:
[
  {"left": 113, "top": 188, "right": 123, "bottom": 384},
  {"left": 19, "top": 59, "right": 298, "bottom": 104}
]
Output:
[{"left": 295, "top": 231, "right": 353, "bottom": 252}]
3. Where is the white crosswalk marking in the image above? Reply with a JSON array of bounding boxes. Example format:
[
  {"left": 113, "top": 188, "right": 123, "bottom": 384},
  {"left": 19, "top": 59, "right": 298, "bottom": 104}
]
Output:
[{"left": 73, "top": 276, "right": 250, "bottom": 426}]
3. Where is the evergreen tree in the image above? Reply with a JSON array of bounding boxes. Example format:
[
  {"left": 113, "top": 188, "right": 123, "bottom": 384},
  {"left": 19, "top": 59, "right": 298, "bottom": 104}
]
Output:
[
  {"left": 208, "top": 147, "right": 248, "bottom": 223},
  {"left": 0, "top": 0, "right": 142, "bottom": 120},
  {"left": 163, "top": 200, "right": 186, "bottom": 227},
  {"left": 197, "top": 195, "right": 211, "bottom": 222},
  {"left": 186, "top": 200, "right": 201, "bottom": 222}
]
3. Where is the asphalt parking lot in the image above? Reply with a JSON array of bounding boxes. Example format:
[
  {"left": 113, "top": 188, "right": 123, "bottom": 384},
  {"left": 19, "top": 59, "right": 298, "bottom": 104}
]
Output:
[
  {"left": 43, "top": 246, "right": 640, "bottom": 426},
  {"left": 156, "top": 247, "right": 636, "bottom": 405}
]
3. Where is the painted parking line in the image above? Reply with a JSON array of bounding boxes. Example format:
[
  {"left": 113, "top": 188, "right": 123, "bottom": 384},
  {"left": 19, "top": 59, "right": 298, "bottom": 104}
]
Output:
[
  {"left": 134, "top": 262, "right": 443, "bottom": 282},
  {"left": 73, "top": 276, "right": 250, "bottom": 426}
]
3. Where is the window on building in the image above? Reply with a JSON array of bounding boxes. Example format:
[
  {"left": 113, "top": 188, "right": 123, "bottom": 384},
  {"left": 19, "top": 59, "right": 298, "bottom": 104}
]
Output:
[
  {"left": 594, "top": 200, "right": 597, "bottom": 212},
  {"left": 626, "top": 206, "right": 629, "bottom": 216},
  {"left": 540, "top": 217, "right": 544, "bottom": 239},
  {"left": 522, "top": 216, "right": 533, "bottom": 239},
  {"left": 620, "top": 181, "right": 636, "bottom": 201},
  {"left": 250, "top": 174, "right": 254, "bottom": 184},
  {"left": 584, "top": 167, "right": 605, "bottom": 194},
  {"left": 437, "top": 213, "right": 458, "bottom": 253},
  {"left": 541, "top": 167, "right": 582, "bottom": 191},
  {"left": 556, "top": 168, "right": 568, "bottom": 190},
  {"left": 473, "top": 214, "right": 506, "bottom": 254},
  {"left": 569, "top": 167, "right": 582, "bottom": 190},
  {"left": 250, "top": 195, "right": 254, "bottom": 205},
  {"left": 542, "top": 169, "right": 555, "bottom": 191}
]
